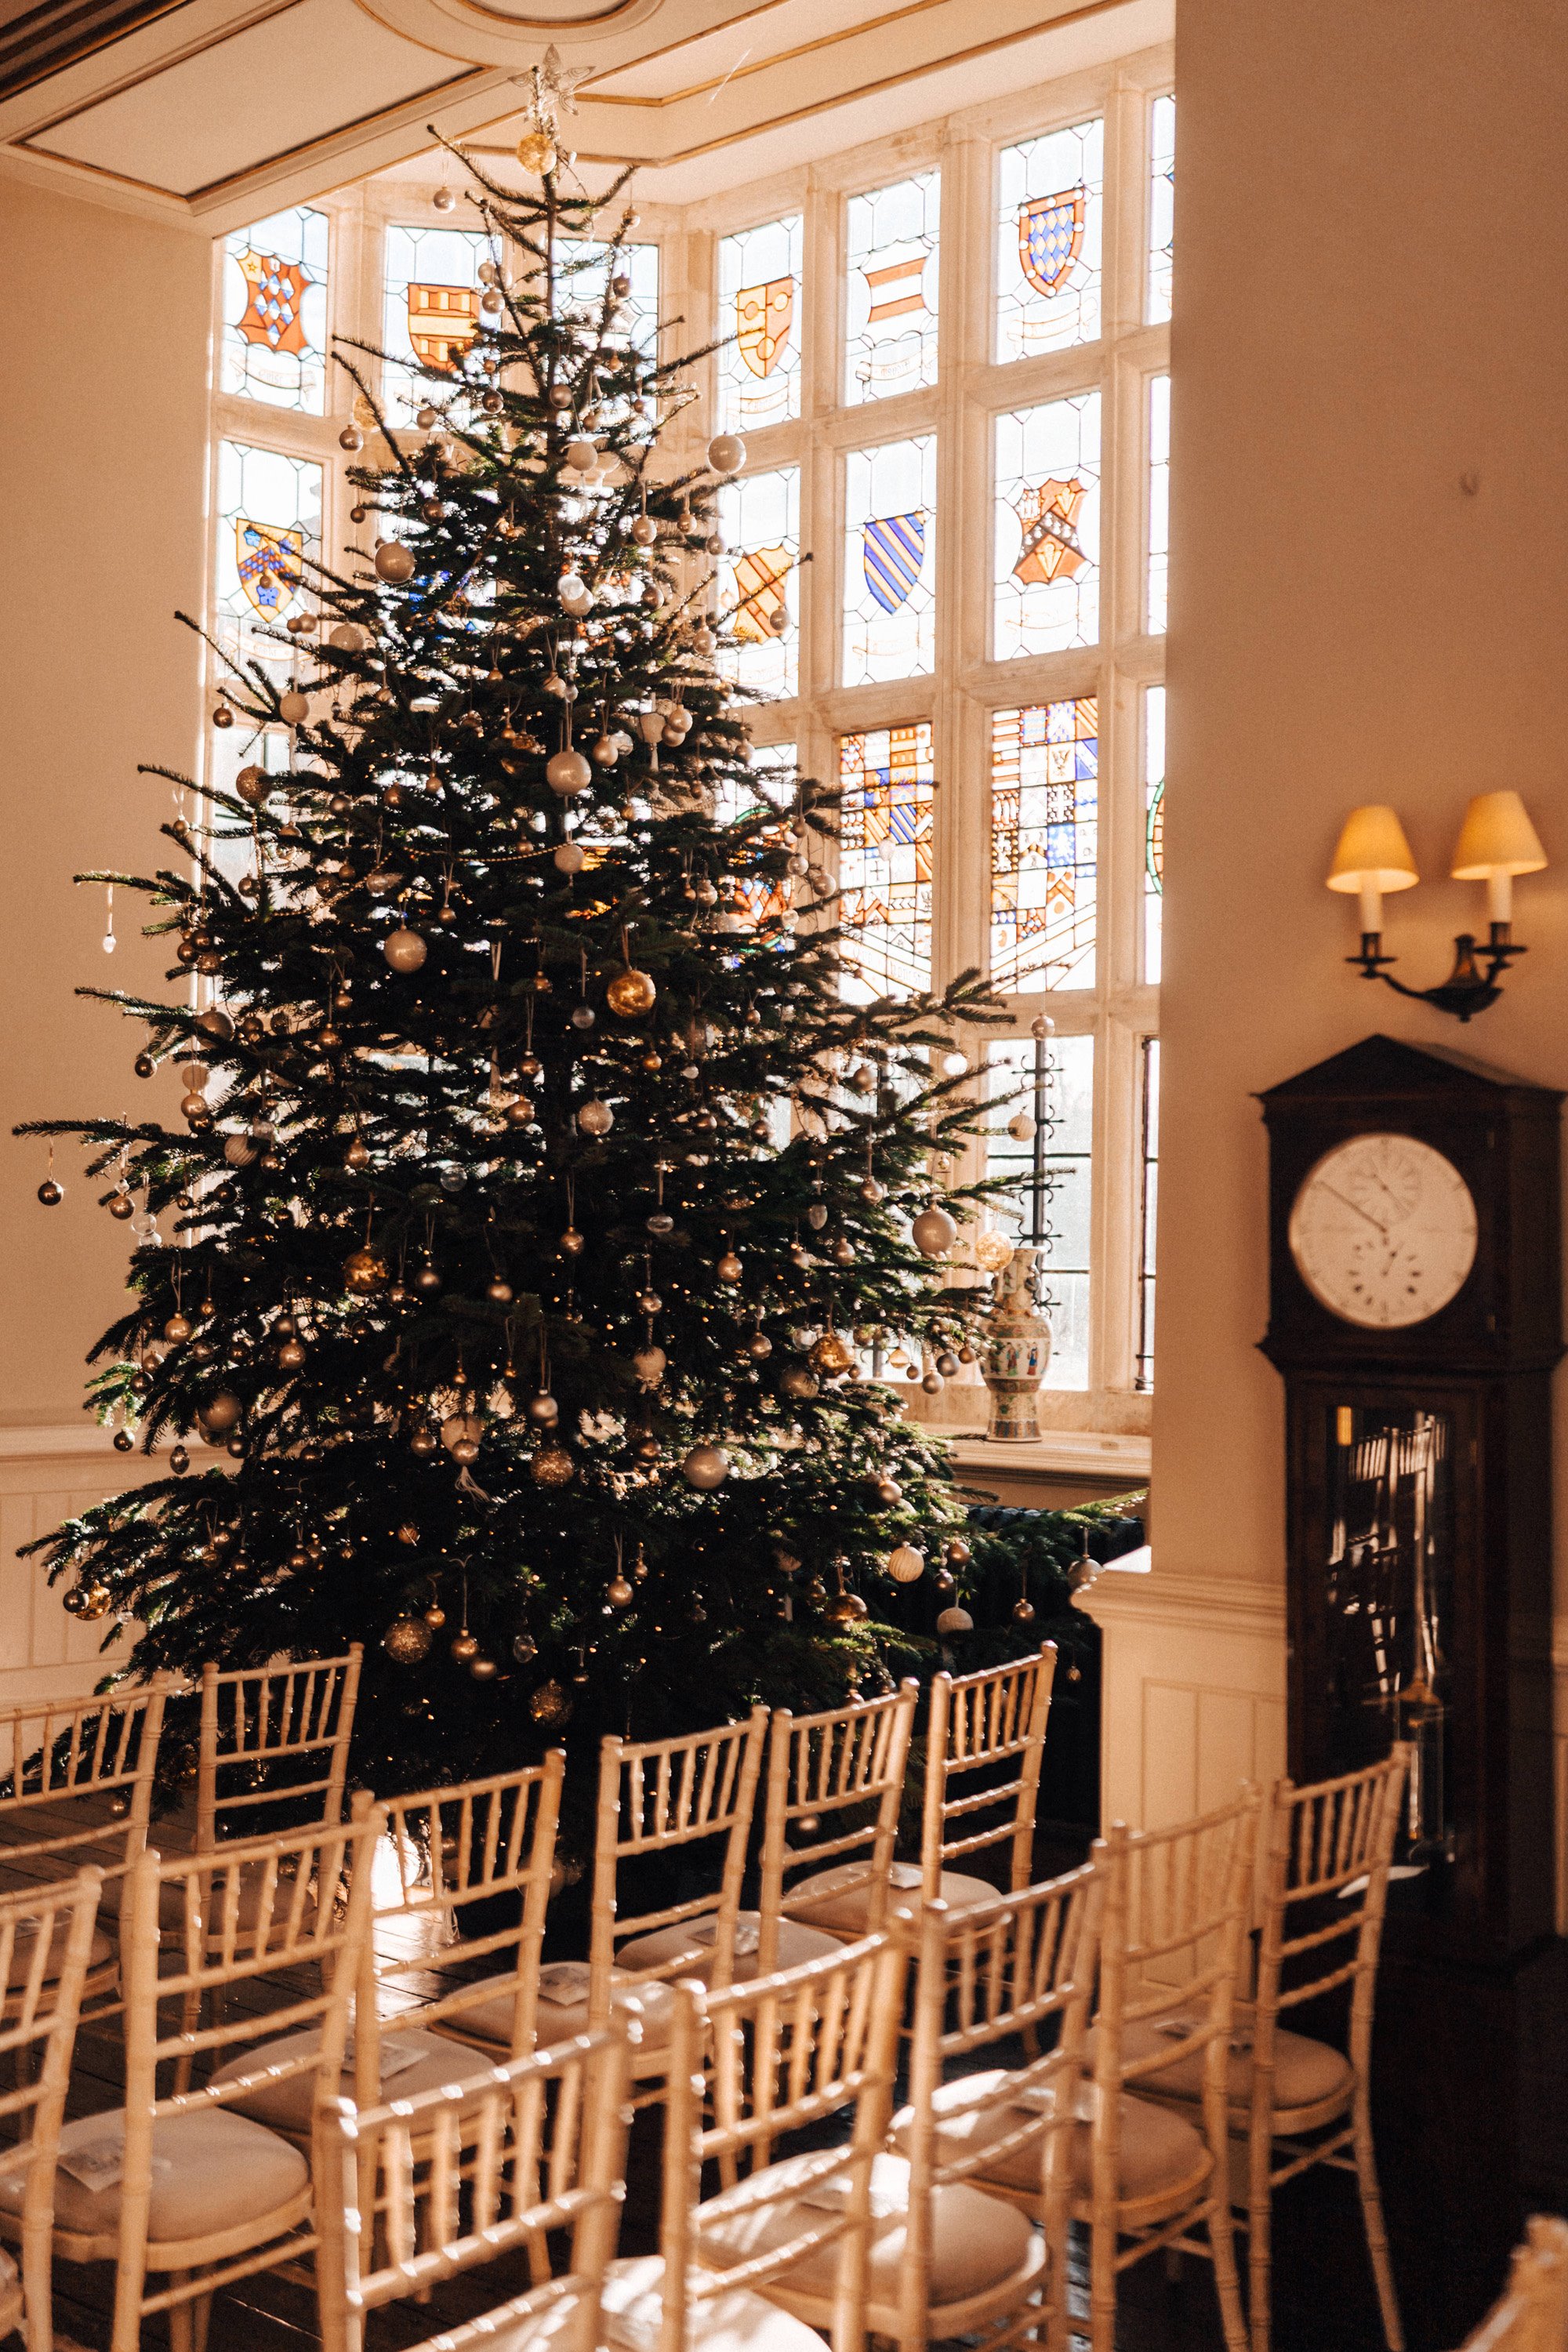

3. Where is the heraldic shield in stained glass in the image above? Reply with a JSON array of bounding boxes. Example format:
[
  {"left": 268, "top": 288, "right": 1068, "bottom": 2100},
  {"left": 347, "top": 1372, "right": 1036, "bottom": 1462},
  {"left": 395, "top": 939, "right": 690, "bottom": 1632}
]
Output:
[
  {"left": 236, "top": 520, "right": 303, "bottom": 619},
  {"left": 837, "top": 723, "right": 935, "bottom": 1001},
  {"left": 1012, "top": 478, "right": 1088, "bottom": 586},
  {"left": 737, "top": 278, "right": 794, "bottom": 378},
  {"left": 990, "top": 698, "right": 1098, "bottom": 993},
  {"left": 719, "top": 217, "right": 802, "bottom": 428},
  {"left": 236, "top": 251, "right": 310, "bottom": 354},
  {"left": 845, "top": 170, "right": 939, "bottom": 405},
  {"left": 862, "top": 512, "right": 926, "bottom": 612},
  {"left": 408, "top": 284, "right": 481, "bottom": 368},
  {"left": 1018, "top": 188, "right": 1086, "bottom": 296},
  {"left": 731, "top": 546, "right": 793, "bottom": 641}
]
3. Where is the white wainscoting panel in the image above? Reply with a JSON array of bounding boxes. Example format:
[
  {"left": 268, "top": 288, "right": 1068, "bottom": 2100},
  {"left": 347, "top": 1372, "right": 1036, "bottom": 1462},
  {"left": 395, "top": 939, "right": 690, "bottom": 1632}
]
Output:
[{"left": 0, "top": 1428, "right": 154, "bottom": 1708}]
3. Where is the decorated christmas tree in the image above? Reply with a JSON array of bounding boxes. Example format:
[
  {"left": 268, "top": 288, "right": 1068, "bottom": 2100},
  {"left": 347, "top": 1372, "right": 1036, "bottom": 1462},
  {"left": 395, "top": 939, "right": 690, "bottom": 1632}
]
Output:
[{"left": 20, "top": 101, "right": 1014, "bottom": 1812}]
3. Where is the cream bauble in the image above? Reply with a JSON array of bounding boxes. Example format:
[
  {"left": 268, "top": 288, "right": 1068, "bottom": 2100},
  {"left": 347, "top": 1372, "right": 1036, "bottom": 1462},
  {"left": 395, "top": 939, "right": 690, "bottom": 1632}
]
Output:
[
  {"left": 887, "top": 1544, "right": 925, "bottom": 1584},
  {"left": 383, "top": 927, "right": 428, "bottom": 972},
  {"left": 546, "top": 749, "right": 591, "bottom": 797},
  {"left": 707, "top": 434, "right": 746, "bottom": 475},
  {"left": 681, "top": 1442, "right": 730, "bottom": 1490},
  {"left": 911, "top": 1205, "right": 958, "bottom": 1258}
]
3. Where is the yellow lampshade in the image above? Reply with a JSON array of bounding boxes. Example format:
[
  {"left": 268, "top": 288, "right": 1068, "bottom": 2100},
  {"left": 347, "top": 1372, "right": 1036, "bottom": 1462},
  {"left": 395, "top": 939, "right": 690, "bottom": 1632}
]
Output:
[
  {"left": 1326, "top": 805, "right": 1419, "bottom": 895},
  {"left": 1449, "top": 790, "right": 1548, "bottom": 880}
]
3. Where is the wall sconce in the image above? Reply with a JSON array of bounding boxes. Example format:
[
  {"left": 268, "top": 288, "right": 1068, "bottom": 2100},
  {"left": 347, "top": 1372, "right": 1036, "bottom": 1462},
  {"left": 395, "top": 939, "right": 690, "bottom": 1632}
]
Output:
[{"left": 1327, "top": 792, "right": 1548, "bottom": 1020}]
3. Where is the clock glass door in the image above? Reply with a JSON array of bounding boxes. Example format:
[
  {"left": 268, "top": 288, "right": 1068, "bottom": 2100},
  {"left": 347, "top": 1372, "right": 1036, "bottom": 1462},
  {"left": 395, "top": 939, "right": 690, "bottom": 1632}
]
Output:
[{"left": 1323, "top": 1399, "right": 1455, "bottom": 1864}]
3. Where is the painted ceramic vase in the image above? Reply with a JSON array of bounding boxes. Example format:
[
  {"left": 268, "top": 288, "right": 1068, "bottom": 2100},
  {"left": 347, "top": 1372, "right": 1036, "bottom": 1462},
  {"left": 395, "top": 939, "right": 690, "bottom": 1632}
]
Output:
[{"left": 982, "top": 1246, "right": 1052, "bottom": 1442}]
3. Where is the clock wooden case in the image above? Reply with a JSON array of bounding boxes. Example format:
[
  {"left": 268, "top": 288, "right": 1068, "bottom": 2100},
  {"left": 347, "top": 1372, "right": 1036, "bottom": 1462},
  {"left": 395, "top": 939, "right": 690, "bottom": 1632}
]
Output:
[{"left": 1259, "top": 1033, "right": 1561, "bottom": 1959}]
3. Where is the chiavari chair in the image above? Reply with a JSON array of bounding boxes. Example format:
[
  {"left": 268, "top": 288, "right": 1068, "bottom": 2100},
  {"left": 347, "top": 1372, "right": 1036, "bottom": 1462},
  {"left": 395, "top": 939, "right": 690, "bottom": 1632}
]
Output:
[
  {"left": 608, "top": 1926, "right": 907, "bottom": 2352},
  {"left": 0, "top": 1682, "right": 172, "bottom": 2013},
  {"left": 454, "top": 1712, "right": 767, "bottom": 2101},
  {"left": 0, "top": 1810, "right": 379, "bottom": 2352},
  {"left": 314, "top": 2014, "right": 634, "bottom": 2352},
  {"left": 194, "top": 1646, "right": 361, "bottom": 1853},
  {"left": 0, "top": 1870, "right": 104, "bottom": 2351},
  {"left": 1125, "top": 1747, "right": 1411, "bottom": 2352},
  {"left": 1457, "top": 2217, "right": 1568, "bottom": 2352},
  {"left": 210, "top": 1754, "right": 564, "bottom": 2139}
]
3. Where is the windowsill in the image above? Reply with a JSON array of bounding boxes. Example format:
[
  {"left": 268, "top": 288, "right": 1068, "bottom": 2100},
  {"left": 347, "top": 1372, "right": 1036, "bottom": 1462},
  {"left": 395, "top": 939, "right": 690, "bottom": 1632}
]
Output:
[{"left": 945, "top": 1427, "right": 1150, "bottom": 1482}]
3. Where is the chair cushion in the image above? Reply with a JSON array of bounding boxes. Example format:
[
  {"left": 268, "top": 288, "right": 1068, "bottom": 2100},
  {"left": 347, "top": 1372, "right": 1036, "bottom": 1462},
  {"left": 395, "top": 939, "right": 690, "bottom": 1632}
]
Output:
[
  {"left": 209, "top": 2024, "right": 499, "bottom": 2134},
  {"left": 0, "top": 2107, "right": 307, "bottom": 2244},
  {"left": 601, "top": 2254, "right": 840, "bottom": 2352},
  {"left": 785, "top": 1861, "right": 997, "bottom": 1935},
  {"left": 1113, "top": 2008, "right": 1355, "bottom": 2115},
  {"left": 694, "top": 2148, "right": 1035, "bottom": 2307},
  {"left": 615, "top": 1913, "right": 842, "bottom": 1987},
  {"left": 450, "top": 1965, "right": 674, "bottom": 2053},
  {"left": 4, "top": 1915, "right": 116, "bottom": 1991},
  {"left": 896, "top": 2068, "right": 1210, "bottom": 2205}
]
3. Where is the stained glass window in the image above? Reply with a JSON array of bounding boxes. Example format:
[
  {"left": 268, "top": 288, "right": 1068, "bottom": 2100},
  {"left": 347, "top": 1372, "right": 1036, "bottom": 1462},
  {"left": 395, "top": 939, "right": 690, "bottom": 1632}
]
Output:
[
  {"left": 717, "top": 216, "right": 803, "bottom": 432},
  {"left": 843, "top": 437, "right": 936, "bottom": 685},
  {"left": 717, "top": 743, "right": 797, "bottom": 928},
  {"left": 985, "top": 1035, "right": 1094, "bottom": 1388},
  {"left": 554, "top": 234, "right": 659, "bottom": 362},
  {"left": 717, "top": 468, "right": 800, "bottom": 698},
  {"left": 215, "top": 441, "right": 321, "bottom": 674},
  {"left": 383, "top": 223, "right": 494, "bottom": 423},
  {"left": 989, "top": 699, "right": 1098, "bottom": 994},
  {"left": 837, "top": 724, "right": 935, "bottom": 1002},
  {"left": 222, "top": 207, "right": 328, "bottom": 413},
  {"left": 994, "top": 393, "right": 1101, "bottom": 658},
  {"left": 1148, "top": 373, "right": 1170, "bottom": 634},
  {"left": 844, "top": 171, "right": 939, "bottom": 405},
  {"left": 1136, "top": 1036, "right": 1160, "bottom": 1391},
  {"left": 1144, "top": 685, "right": 1165, "bottom": 982},
  {"left": 996, "top": 118, "right": 1102, "bottom": 361},
  {"left": 1148, "top": 93, "right": 1176, "bottom": 325}
]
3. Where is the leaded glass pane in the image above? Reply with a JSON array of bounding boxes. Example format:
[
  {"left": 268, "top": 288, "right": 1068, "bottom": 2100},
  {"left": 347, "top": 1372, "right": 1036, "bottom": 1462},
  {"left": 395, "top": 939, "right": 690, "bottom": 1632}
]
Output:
[
  {"left": 995, "top": 118, "right": 1102, "bottom": 361},
  {"left": 717, "top": 216, "right": 802, "bottom": 431},
  {"left": 1145, "top": 684, "right": 1165, "bottom": 982},
  {"left": 554, "top": 234, "right": 659, "bottom": 361},
  {"left": 989, "top": 699, "right": 1098, "bottom": 994},
  {"left": 1148, "top": 93, "right": 1176, "bottom": 325},
  {"left": 842, "top": 437, "right": 936, "bottom": 685},
  {"left": 717, "top": 467, "right": 800, "bottom": 698},
  {"left": 718, "top": 743, "right": 796, "bottom": 929},
  {"left": 837, "top": 723, "right": 934, "bottom": 1002},
  {"left": 383, "top": 223, "right": 494, "bottom": 423},
  {"left": 993, "top": 393, "right": 1101, "bottom": 658},
  {"left": 215, "top": 441, "right": 321, "bottom": 675},
  {"left": 985, "top": 1035, "right": 1094, "bottom": 1389},
  {"left": 222, "top": 207, "right": 328, "bottom": 413},
  {"left": 1148, "top": 373, "right": 1170, "bottom": 633},
  {"left": 844, "top": 170, "right": 939, "bottom": 405},
  {"left": 1136, "top": 1036, "right": 1160, "bottom": 1391}
]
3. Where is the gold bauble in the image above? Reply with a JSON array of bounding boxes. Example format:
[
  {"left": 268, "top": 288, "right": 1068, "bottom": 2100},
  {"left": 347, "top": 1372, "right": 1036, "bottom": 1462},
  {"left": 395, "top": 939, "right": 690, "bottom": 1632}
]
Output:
[
  {"left": 383, "top": 1615, "right": 434, "bottom": 1663},
  {"left": 607, "top": 1575, "right": 634, "bottom": 1608},
  {"left": 716, "top": 1252, "right": 743, "bottom": 1284},
  {"left": 196, "top": 1391, "right": 241, "bottom": 1434},
  {"left": 531, "top": 1443, "right": 575, "bottom": 1487},
  {"left": 515, "top": 128, "right": 557, "bottom": 174},
  {"left": 449, "top": 1631, "right": 480, "bottom": 1661},
  {"left": 605, "top": 966, "right": 658, "bottom": 1018},
  {"left": 911, "top": 1205, "right": 959, "bottom": 1258},
  {"left": 469, "top": 1655, "right": 498, "bottom": 1680},
  {"left": 809, "top": 1331, "right": 855, "bottom": 1377},
  {"left": 975, "top": 1230, "right": 1014, "bottom": 1274},
  {"left": 78, "top": 1585, "right": 114, "bottom": 1621},
  {"left": 826, "top": 1590, "right": 869, "bottom": 1625},
  {"left": 529, "top": 1679, "right": 572, "bottom": 1727},
  {"left": 681, "top": 1443, "right": 730, "bottom": 1491},
  {"left": 343, "top": 1247, "right": 388, "bottom": 1295}
]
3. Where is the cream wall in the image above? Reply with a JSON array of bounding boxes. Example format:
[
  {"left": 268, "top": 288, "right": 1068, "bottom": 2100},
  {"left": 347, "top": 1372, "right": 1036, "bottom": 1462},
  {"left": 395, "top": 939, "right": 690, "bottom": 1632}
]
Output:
[
  {"left": 0, "top": 176, "right": 209, "bottom": 1697},
  {"left": 1086, "top": 0, "right": 1568, "bottom": 1889}
]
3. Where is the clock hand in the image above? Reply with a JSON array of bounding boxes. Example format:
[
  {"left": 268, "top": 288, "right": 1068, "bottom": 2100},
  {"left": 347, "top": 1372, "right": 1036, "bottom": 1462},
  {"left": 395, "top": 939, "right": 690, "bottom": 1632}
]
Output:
[{"left": 1320, "top": 1184, "right": 1387, "bottom": 1234}]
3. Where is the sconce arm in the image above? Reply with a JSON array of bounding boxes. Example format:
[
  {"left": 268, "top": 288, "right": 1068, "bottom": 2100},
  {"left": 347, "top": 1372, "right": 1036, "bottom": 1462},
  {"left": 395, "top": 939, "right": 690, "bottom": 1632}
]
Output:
[{"left": 1348, "top": 926, "right": 1526, "bottom": 1022}]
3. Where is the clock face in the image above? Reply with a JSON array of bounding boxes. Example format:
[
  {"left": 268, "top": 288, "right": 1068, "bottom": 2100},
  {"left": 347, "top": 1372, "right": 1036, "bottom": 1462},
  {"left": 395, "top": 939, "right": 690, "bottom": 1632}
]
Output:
[{"left": 1288, "top": 1133, "right": 1478, "bottom": 1329}]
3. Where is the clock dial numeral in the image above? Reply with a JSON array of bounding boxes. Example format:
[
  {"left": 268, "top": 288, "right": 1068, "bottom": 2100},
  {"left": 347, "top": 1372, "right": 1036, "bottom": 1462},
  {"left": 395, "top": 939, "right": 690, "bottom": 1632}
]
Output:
[{"left": 1288, "top": 1135, "right": 1477, "bottom": 1329}]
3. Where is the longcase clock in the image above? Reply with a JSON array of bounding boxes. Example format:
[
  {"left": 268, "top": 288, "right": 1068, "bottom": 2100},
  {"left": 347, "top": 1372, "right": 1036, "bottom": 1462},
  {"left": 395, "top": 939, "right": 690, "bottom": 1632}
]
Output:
[{"left": 1259, "top": 1033, "right": 1561, "bottom": 1961}]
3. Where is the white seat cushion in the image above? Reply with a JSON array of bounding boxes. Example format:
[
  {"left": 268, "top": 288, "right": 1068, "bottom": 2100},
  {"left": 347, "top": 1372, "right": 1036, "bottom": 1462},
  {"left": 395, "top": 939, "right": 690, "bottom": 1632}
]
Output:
[
  {"left": 897, "top": 2067, "right": 1210, "bottom": 2205},
  {"left": 695, "top": 2148, "right": 1035, "bottom": 2307},
  {"left": 209, "top": 2024, "right": 500, "bottom": 2134},
  {"left": 3, "top": 1915, "right": 116, "bottom": 1990},
  {"left": 0, "top": 2107, "right": 307, "bottom": 2243},
  {"left": 601, "top": 2253, "right": 839, "bottom": 2352},
  {"left": 450, "top": 1966, "right": 675, "bottom": 2053},
  {"left": 1113, "top": 2006, "right": 1355, "bottom": 2115},
  {"left": 615, "top": 1913, "right": 842, "bottom": 1987},
  {"left": 785, "top": 1862, "right": 997, "bottom": 1935}
]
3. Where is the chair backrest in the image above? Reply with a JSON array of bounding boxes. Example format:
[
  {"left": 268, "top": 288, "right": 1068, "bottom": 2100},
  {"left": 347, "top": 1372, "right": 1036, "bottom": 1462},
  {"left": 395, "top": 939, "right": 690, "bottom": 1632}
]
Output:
[
  {"left": 110, "top": 1809, "right": 382, "bottom": 2352},
  {"left": 358, "top": 1750, "right": 564, "bottom": 2060},
  {"left": 0, "top": 1869, "right": 104, "bottom": 2347},
  {"left": 314, "top": 2015, "right": 634, "bottom": 2352},
  {"left": 196, "top": 1647, "right": 362, "bottom": 1849},
  {"left": 662, "top": 1927, "right": 909, "bottom": 2352},
  {"left": 757, "top": 1682, "right": 918, "bottom": 1974},
  {"left": 0, "top": 1681, "right": 171, "bottom": 1885},
  {"left": 920, "top": 1646, "right": 1057, "bottom": 1896},
  {"left": 1090, "top": 1791, "right": 1262, "bottom": 2196},
  {"left": 590, "top": 1708, "right": 768, "bottom": 2016},
  {"left": 1459, "top": 2217, "right": 1568, "bottom": 2352},
  {"left": 901, "top": 1864, "right": 1102, "bottom": 2341},
  {"left": 1255, "top": 1745, "right": 1412, "bottom": 2072}
]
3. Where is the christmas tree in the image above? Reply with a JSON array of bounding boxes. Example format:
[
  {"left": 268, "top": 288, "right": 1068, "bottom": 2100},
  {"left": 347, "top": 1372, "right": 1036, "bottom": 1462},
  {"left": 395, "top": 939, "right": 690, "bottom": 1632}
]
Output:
[{"left": 20, "top": 107, "right": 1013, "bottom": 1816}]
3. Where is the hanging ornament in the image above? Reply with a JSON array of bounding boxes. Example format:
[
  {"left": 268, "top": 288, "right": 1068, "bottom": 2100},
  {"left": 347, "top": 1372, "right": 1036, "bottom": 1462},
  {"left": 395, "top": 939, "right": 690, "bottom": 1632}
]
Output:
[
  {"left": 196, "top": 1392, "right": 241, "bottom": 1436},
  {"left": 343, "top": 1247, "right": 388, "bottom": 1294},
  {"left": 531, "top": 1442, "right": 575, "bottom": 1486},
  {"left": 826, "top": 1589, "right": 869, "bottom": 1625},
  {"left": 511, "top": 1630, "right": 538, "bottom": 1663},
  {"left": 577, "top": 1098, "right": 613, "bottom": 1137},
  {"left": 911, "top": 1203, "right": 958, "bottom": 1258},
  {"left": 1012, "top": 1595, "right": 1037, "bottom": 1624},
  {"left": 1007, "top": 1109, "right": 1036, "bottom": 1144},
  {"left": 633, "top": 1345, "right": 666, "bottom": 1385},
  {"left": 101, "top": 884, "right": 116, "bottom": 955},
  {"left": 779, "top": 1363, "right": 818, "bottom": 1401},
  {"left": 887, "top": 1544, "right": 925, "bottom": 1584},
  {"left": 383, "top": 928, "right": 428, "bottom": 972},
  {"left": 716, "top": 1250, "right": 742, "bottom": 1284},
  {"left": 470, "top": 1656, "right": 498, "bottom": 1681},
  {"left": 529, "top": 1679, "right": 572, "bottom": 1727},
  {"left": 516, "top": 126, "right": 557, "bottom": 174},
  {"left": 37, "top": 1142, "right": 62, "bottom": 1207},
  {"left": 554, "top": 840, "right": 586, "bottom": 875},
  {"left": 681, "top": 1443, "right": 730, "bottom": 1490},
  {"left": 212, "top": 705, "right": 234, "bottom": 730},
  {"left": 547, "top": 746, "right": 591, "bottom": 797},
  {"left": 450, "top": 1630, "right": 480, "bottom": 1662},
  {"left": 936, "top": 1604, "right": 975, "bottom": 1635},
  {"left": 383, "top": 1615, "right": 433, "bottom": 1663},
  {"left": 707, "top": 434, "right": 746, "bottom": 476},
  {"left": 374, "top": 543, "right": 416, "bottom": 583},
  {"left": 975, "top": 1229, "right": 1014, "bottom": 1274},
  {"left": 433, "top": 183, "right": 456, "bottom": 212},
  {"left": 441, "top": 1411, "right": 484, "bottom": 1463},
  {"left": 809, "top": 1331, "right": 855, "bottom": 1377},
  {"left": 605, "top": 961, "right": 658, "bottom": 1017}
]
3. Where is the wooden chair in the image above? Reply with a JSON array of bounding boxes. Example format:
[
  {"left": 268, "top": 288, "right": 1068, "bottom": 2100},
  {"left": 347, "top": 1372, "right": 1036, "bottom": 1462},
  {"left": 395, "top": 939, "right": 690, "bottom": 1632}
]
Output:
[
  {"left": 195, "top": 1646, "right": 362, "bottom": 1850},
  {"left": 612, "top": 1926, "right": 909, "bottom": 2352},
  {"left": 0, "top": 1681, "right": 172, "bottom": 2012},
  {"left": 0, "top": 1811, "right": 380, "bottom": 2352},
  {"left": 0, "top": 1869, "right": 105, "bottom": 2351},
  {"left": 314, "top": 2013, "right": 635, "bottom": 2352},
  {"left": 449, "top": 1712, "right": 767, "bottom": 2101},
  {"left": 210, "top": 1755, "right": 564, "bottom": 2141},
  {"left": 1124, "top": 1747, "right": 1412, "bottom": 2352},
  {"left": 1459, "top": 2218, "right": 1568, "bottom": 2352},
  {"left": 1076, "top": 1792, "right": 1261, "bottom": 2352}
]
